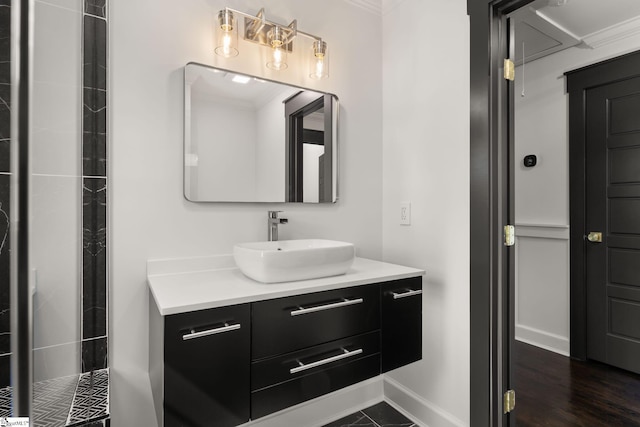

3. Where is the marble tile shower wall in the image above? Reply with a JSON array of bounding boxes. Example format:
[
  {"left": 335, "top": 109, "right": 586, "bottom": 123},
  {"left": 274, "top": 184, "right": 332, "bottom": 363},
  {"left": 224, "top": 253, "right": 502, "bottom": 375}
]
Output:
[
  {"left": 82, "top": 0, "right": 108, "bottom": 374},
  {"left": 0, "top": 0, "right": 109, "bottom": 388}
]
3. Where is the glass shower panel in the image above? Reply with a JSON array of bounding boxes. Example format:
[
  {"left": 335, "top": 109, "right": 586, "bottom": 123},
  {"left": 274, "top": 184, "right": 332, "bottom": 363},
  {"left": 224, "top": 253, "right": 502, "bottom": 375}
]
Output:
[
  {"left": 2, "top": 0, "right": 109, "bottom": 423},
  {"left": 30, "top": 0, "right": 84, "bottom": 423}
]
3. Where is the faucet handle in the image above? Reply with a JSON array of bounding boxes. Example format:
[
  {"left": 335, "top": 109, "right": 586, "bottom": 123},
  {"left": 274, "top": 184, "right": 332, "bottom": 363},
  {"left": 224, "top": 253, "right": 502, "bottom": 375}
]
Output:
[{"left": 268, "top": 210, "right": 284, "bottom": 218}]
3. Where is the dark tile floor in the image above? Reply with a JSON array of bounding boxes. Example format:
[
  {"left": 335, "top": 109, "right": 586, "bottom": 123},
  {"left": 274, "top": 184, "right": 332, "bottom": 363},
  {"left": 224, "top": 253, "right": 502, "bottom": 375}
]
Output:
[{"left": 322, "top": 401, "right": 418, "bottom": 427}]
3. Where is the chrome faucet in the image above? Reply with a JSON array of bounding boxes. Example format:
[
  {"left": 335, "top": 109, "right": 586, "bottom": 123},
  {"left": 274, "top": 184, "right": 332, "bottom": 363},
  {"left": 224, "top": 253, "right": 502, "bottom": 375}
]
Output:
[{"left": 267, "top": 211, "right": 288, "bottom": 241}]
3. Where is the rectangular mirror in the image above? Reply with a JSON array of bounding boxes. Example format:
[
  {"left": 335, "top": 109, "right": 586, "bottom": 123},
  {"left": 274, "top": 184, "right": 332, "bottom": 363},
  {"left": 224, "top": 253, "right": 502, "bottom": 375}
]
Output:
[{"left": 184, "top": 63, "right": 339, "bottom": 203}]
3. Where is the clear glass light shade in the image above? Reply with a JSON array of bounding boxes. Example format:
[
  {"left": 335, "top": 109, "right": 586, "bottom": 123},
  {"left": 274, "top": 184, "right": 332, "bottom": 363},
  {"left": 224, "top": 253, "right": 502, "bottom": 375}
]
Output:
[
  {"left": 267, "top": 46, "right": 288, "bottom": 70},
  {"left": 309, "top": 40, "right": 329, "bottom": 79},
  {"left": 266, "top": 27, "right": 288, "bottom": 70},
  {"left": 214, "top": 10, "right": 239, "bottom": 58}
]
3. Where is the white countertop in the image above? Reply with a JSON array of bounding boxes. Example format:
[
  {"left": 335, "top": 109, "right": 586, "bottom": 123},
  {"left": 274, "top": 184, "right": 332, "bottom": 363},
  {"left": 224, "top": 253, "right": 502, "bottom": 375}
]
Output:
[{"left": 147, "top": 256, "right": 424, "bottom": 316}]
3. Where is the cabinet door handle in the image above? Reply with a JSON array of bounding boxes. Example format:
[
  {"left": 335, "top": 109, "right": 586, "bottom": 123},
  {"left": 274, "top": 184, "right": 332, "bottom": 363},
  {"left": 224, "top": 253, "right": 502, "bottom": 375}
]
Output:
[
  {"left": 290, "top": 348, "right": 363, "bottom": 374},
  {"left": 182, "top": 323, "right": 241, "bottom": 341},
  {"left": 290, "top": 298, "right": 364, "bottom": 317},
  {"left": 391, "top": 289, "right": 423, "bottom": 300}
]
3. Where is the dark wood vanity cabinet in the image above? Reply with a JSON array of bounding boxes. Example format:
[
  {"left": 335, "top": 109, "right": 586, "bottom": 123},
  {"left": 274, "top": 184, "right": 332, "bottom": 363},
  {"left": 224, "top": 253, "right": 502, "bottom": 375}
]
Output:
[
  {"left": 150, "top": 276, "right": 422, "bottom": 427},
  {"left": 251, "top": 285, "right": 381, "bottom": 418},
  {"left": 381, "top": 277, "right": 423, "bottom": 372},
  {"left": 163, "top": 304, "right": 250, "bottom": 427},
  {"left": 252, "top": 284, "right": 380, "bottom": 359}
]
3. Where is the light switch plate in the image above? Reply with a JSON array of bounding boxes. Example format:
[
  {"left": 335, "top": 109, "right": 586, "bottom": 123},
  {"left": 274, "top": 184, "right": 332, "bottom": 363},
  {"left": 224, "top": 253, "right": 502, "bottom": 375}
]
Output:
[{"left": 400, "top": 202, "right": 411, "bottom": 225}]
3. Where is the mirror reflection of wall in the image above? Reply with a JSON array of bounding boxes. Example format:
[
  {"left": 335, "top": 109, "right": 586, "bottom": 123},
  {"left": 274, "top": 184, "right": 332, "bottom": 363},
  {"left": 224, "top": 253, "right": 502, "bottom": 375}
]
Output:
[
  {"left": 184, "top": 63, "right": 338, "bottom": 203},
  {"left": 302, "top": 110, "right": 325, "bottom": 203}
]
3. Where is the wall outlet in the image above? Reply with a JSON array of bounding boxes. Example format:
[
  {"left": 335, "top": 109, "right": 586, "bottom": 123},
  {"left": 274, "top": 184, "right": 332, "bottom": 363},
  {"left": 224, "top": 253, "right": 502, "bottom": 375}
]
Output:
[{"left": 400, "top": 202, "right": 411, "bottom": 225}]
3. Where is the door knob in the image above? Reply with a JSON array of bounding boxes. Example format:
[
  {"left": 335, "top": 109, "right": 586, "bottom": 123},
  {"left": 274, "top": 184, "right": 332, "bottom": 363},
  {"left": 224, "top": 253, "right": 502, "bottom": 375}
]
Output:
[{"left": 587, "top": 232, "right": 603, "bottom": 243}]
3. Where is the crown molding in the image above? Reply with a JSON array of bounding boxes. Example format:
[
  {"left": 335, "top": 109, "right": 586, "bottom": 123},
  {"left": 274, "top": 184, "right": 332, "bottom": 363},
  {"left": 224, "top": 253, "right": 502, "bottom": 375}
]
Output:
[
  {"left": 342, "top": 0, "right": 408, "bottom": 17},
  {"left": 582, "top": 15, "right": 640, "bottom": 49},
  {"left": 343, "top": 0, "right": 382, "bottom": 16}
]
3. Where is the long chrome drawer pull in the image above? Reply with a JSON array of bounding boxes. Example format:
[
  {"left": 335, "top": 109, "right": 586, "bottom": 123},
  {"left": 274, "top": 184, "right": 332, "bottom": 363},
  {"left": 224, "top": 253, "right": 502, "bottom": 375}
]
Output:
[
  {"left": 182, "top": 323, "right": 241, "bottom": 341},
  {"left": 290, "top": 298, "right": 364, "bottom": 316},
  {"left": 290, "top": 348, "right": 363, "bottom": 374},
  {"left": 392, "top": 289, "right": 423, "bottom": 300}
]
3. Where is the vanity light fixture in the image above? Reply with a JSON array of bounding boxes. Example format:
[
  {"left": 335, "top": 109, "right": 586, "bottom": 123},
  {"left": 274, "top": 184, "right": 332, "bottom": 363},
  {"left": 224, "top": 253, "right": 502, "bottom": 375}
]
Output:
[
  {"left": 310, "top": 40, "right": 329, "bottom": 79},
  {"left": 266, "top": 25, "right": 288, "bottom": 70},
  {"left": 214, "top": 7, "right": 329, "bottom": 79},
  {"left": 214, "top": 9, "right": 239, "bottom": 58}
]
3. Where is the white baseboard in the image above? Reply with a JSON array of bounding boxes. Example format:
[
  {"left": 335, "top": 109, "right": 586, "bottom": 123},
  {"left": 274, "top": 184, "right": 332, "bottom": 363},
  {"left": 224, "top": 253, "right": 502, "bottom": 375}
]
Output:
[
  {"left": 383, "top": 377, "right": 467, "bottom": 427},
  {"left": 516, "top": 324, "right": 570, "bottom": 356},
  {"left": 239, "top": 376, "right": 384, "bottom": 427},
  {"left": 234, "top": 373, "right": 473, "bottom": 427}
]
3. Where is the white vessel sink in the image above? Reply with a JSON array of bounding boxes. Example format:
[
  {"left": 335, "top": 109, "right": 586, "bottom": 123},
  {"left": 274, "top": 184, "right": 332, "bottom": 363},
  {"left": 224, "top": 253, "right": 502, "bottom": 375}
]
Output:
[{"left": 233, "top": 239, "right": 355, "bottom": 283}]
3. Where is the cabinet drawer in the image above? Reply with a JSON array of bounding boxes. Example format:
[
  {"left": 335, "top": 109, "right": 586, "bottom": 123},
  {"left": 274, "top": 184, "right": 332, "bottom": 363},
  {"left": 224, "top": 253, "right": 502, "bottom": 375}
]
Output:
[
  {"left": 381, "top": 277, "right": 422, "bottom": 372},
  {"left": 252, "top": 285, "right": 380, "bottom": 360},
  {"left": 164, "top": 304, "right": 250, "bottom": 427},
  {"left": 252, "top": 330, "right": 380, "bottom": 391},
  {"left": 251, "top": 342, "right": 380, "bottom": 419}
]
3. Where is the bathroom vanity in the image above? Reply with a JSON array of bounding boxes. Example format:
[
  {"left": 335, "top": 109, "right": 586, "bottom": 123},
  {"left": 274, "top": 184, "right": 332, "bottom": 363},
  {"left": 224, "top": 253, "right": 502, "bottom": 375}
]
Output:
[{"left": 148, "top": 256, "right": 424, "bottom": 427}]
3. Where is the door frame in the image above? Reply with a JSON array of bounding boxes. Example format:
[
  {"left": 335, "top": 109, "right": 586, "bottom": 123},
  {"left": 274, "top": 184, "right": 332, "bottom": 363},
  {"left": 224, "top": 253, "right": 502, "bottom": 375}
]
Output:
[
  {"left": 470, "top": 0, "right": 640, "bottom": 424},
  {"left": 566, "top": 49, "right": 640, "bottom": 360},
  {"left": 468, "top": 0, "right": 534, "bottom": 425}
]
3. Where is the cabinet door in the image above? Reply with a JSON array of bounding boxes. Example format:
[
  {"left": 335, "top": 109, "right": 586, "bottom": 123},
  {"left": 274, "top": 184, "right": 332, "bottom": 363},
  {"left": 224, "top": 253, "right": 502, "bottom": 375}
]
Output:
[
  {"left": 251, "top": 331, "right": 381, "bottom": 419},
  {"left": 164, "top": 304, "right": 250, "bottom": 427},
  {"left": 381, "top": 277, "right": 422, "bottom": 372},
  {"left": 252, "top": 284, "right": 380, "bottom": 360}
]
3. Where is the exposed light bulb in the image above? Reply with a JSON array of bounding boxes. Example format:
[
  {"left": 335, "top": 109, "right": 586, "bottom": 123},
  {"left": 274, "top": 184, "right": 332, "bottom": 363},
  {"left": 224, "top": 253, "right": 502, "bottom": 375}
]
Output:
[
  {"left": 266, "top": 26, "right": 288, "bottom": 71},
  {"left": 214, "top": 10, "right": 238, "bottom": 58},
  {"left": 273, "top": 48, "right": 283, "bottom": 66},
  {"left": 309, "top": 40, "right": 328, "bottom": 79},
  {"left": 222, "top": 32, "right": 232, "bottom": 56},
  {"left": 314, "top": 56, "right": 324, "bottom": 77},
  {"left": 269, "top": 47, "right": 287, "bottom": 70}
]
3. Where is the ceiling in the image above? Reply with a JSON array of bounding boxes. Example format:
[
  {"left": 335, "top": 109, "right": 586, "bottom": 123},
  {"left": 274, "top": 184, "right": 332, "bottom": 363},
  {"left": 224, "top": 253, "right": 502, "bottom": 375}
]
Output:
[{"left": 511, "top": 0, "right": 640, "bottom": 64}]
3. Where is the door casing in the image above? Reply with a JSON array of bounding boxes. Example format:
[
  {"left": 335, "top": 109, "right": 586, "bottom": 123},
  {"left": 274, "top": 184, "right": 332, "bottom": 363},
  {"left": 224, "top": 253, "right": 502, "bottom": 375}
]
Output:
[
  {"left": 470, "top": 0, "right": 640, "bottom": 425},
  {"left": 468, "top": 0, "right": 534, "bottom": 426}
]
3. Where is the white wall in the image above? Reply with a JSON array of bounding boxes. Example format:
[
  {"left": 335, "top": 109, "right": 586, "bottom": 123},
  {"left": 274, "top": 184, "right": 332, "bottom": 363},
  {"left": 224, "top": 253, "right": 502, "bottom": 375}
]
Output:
[
  {"left": 190, "top": 91, "right": 257, "bottom": 201},
  {"left": 514, "top": 31, "right": 640, "bottom": 354},
  {"left": 110, "top": 0, "right": 383, "bottom": 425},
  {"left": 381, "top": 0, "right": 470, "bottom": 425},
  {"left": 514, "top": 225, "right": 570, "bottom": 354},
  {"left": 303, "top": 144, "right": 323, "bottom": 203},
  {"left": 254, "top": 88, "right": 293, "bottom": 201}
]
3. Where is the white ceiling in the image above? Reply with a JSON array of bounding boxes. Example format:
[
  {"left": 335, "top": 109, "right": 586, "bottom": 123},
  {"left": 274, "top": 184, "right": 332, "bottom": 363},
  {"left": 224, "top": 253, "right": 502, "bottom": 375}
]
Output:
[
  {"left": 512, "top": 0, "right": 640, "bottom": 64},
  {"left": 541, "top": 0, "right": 640, "bottom": 38}
]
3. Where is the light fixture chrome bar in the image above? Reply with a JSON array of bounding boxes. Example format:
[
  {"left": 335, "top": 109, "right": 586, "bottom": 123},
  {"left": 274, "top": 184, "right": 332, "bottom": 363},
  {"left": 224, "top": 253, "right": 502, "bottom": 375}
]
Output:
[
  {"left": 223, "top": 7, "right": 323, "bottom": 50},
  {"left": 244, "top": 7, "right": 266, "bottom": 42},
  {"left": 214, "top": 7, "right": 329, "bottom": 78}
]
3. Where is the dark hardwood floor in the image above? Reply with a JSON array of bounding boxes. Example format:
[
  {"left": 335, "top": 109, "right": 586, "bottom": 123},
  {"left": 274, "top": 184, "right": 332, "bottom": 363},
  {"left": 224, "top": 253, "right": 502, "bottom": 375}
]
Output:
[{"left": 514, "top": 341, "right": 640, "bottom": 426}]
